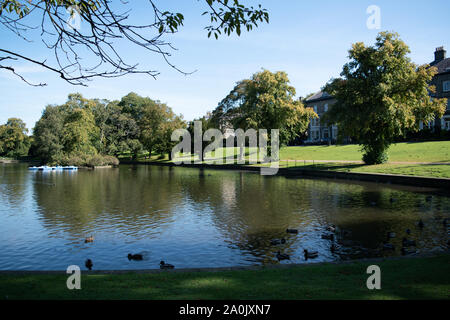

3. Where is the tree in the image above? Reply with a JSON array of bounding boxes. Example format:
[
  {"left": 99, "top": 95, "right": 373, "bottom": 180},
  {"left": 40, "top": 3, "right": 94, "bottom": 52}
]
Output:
[
  {"left": 0, "top": 117, "right": 30, "bottom": 157},
  {"left": 140, "top": 101, "right": 174, "bottom": 158},
  {"left": 323, "top": 32, "right": 447, "bottom": 164},
  {"left": 213, "top": 69, "right": 317, "bottom": 146},
  {"left": 62, "top": 107, "right": 98, "bottom": 155},
  {"left": 153, "top": 113, "right": 186, "bottom": 160},
  {"left": 0, "top": 0, "right": 269, "bottom": 86},
  {"left": 31, "top": 105, "right": 66, "bottom": 162},
  {"left": 31, "top": 93, "right": 120, "bottom": 165}
]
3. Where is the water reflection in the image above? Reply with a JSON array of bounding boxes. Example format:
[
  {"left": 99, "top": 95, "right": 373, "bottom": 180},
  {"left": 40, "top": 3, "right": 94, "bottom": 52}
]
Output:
[{"left": 0, "top": 164, "right": 448, "bottom": 270}]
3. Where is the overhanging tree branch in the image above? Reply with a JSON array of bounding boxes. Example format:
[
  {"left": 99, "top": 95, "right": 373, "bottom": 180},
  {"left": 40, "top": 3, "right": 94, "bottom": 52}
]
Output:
[{"left": 0, "top": 0, "right": 269, "bottom": 86}]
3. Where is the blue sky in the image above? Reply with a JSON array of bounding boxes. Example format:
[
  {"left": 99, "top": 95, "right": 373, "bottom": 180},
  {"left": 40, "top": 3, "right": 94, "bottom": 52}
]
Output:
[{"left": 1, "top": 0, "right": 449, "bottom": 131}]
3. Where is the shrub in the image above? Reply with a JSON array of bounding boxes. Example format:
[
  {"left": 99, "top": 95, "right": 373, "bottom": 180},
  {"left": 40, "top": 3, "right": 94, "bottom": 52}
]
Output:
[{"left": 49, "top": 153, "right": 119, "bottom": 167}]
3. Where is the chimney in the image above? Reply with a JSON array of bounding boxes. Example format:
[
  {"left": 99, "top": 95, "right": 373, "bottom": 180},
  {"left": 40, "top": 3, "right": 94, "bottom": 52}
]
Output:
[{"left": 434, "top": 46, "right": 446, "bottom": 62}]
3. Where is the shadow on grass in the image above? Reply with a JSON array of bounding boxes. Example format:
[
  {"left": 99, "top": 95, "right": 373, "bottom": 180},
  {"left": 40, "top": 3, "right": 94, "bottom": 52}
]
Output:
[{"left": 1, "top": 255, "right": 449, "bottom": 300}]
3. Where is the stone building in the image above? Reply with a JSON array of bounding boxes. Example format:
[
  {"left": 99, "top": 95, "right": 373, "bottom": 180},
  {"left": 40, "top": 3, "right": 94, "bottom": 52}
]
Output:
[
  {"left": 422, "top": 46, "right": 450, "bottom": 131},
  {"left": 304, "top": 91, "right": 338, "bottom": 144},
  {"left": 305, "top": 46, "right": 450, "bottom": 144}
]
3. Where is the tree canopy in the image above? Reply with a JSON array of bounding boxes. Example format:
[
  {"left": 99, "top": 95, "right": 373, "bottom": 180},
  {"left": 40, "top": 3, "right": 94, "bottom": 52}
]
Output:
[
  {"left": 0, "top": 117, "right": 31, "bottom": 157},
  {"left": 323, "top": 31, "right": 447, "bottom": 164},
  {"left": 31, "top": 92, "right": 185, "bottom": 165},
  {"left": 0, "top": 0, "right": 269, "bottom": 86},
  {"left": 210, "top": 69, "right": 317, "bottom": 146}
]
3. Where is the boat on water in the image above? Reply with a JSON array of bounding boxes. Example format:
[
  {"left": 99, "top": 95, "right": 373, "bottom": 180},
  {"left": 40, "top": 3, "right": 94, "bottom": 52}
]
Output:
[{"left": 28, "top": 166, "right": 78, "bottom": 171}]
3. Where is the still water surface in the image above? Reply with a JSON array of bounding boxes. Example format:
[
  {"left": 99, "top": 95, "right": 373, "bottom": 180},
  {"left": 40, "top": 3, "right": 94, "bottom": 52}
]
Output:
[{"left": 0, "top": 163, "right": 449, "bottom": 270}]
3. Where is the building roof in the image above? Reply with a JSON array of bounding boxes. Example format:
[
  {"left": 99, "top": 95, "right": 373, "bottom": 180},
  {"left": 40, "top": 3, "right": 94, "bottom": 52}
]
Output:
[
  {"left": 305, "top": 91, "right": 334, "bottom": 103},
  {"left": 430, "top": 57, "right": 450, "bottom": 75}
]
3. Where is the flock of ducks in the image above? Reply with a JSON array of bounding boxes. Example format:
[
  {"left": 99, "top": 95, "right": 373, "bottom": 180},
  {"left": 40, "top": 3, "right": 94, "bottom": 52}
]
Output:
[
  {"left": 82, "top": 196, "right": 449, "bottom": 270},
  {"left": 272, "top": 213, "right": 448, "bottom": 262},
  {"left": 83, "top": 236, "right": 175, "bottom": 271},
  {"left": 271, "top": 228, "right": 325, "bottom": 262}
]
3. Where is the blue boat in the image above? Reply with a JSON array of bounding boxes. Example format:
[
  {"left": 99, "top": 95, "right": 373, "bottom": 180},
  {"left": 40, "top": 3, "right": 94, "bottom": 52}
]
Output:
[{"left": 28, "top": 166, "right": 78, "bottom": 171}]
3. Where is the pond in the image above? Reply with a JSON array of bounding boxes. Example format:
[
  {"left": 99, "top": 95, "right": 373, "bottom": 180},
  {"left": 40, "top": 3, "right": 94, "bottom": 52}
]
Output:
[{"left": 0, "top": 163, "right": 449, "bottom": 270}]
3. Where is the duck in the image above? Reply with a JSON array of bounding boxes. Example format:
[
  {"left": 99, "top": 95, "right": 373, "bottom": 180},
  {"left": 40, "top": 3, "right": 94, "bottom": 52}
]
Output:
[
  {"left": 382, "top": 242, "right": 395, "bottom": 251},
  {"left": 286, "top": 229, "right": 298, "bottom": 234},
  {"left": 418, "top": 219, "right": 424, "bottom": 229},
  {"left": 330, "top": 243, "right": 337, "bottom": 253},
  {"left": 270, "top": 238, "right": 286, "bottom": 245},
  {"left": 84, "top": 236, "right": 94, "bottom": 243},
  {"left": 321, "top": 233, "right": 334, "bottom": 241},
  {"left": 276, "top": 251, "right": 290, "bottom": 261},
  {"left": 304, "top": 249, "right": 318, "bottom": 260},
  {"left": 401, "top": 247, "right": 416, "bottom": 255},
  {"left": 402, "top": 238, "right": 416, "bottom": 247},
  {"left": 387, "top": 232, "right": 396, "bottom": 239},
  {"left": 128, "top": 253, "right": 143, "bottom": 261},
  {"left": 160, "top": 261, "right": 175, "bottom": 269},
  {"left": 85, "top": 259, "right": 93, "bottom": 270},
  {"left": 326, "top": 225, "right": 336, "bottom": 233}
]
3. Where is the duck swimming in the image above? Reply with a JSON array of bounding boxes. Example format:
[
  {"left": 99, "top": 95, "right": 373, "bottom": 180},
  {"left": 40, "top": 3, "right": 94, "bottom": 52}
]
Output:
[
  {"left": 128, "top": 253, "right": 143, "bottom": 261},
  {"left": 286, "top": 229, "right": 298, "bottom": 234},
  {"left": 304, "top": 249, "right": 318, "bottom": 260},
  {"left": 85, "top": 259, "right": 93, "bottom": 270},
  {"left": 321, "top": 233, "right": 334, "bottom": 241},
  {"left": 326, "top": 225, "right": 336, "bottom": 233},
  {"left": 276, "top": 251, "right": 290, "bottom": 261},
  {"left": 330, "top": 243, "right": 337, "bottom": 253},
  {"left": 160, "top": 261, "right": 175, "bottom": 269},
  {"left": 84, "top": 236, "right": 94, "bottom": 243},
  {"left": 270, "top": 238, "right": 286, "bottom": 245}
]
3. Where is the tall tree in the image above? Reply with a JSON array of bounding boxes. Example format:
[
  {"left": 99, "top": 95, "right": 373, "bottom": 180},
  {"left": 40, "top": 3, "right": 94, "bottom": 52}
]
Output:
[
  {"left": 62, "top": 107, "right": 98, "bottom": 155},
  {"left": 31, "top": 105, "right": 67, "bottom": 162},
  {"left": 153, "top": 113, "right": 186, "bottom": 160},
  {"left": 140, "top": 101, "right": 172, "bottom": 158},
  {"left": 323, "top": 31, "right": 447, "bottom": 164},
  {"left": 0, "top": 0, "right": 269, "bottom": 86},
  {"left": 0, "top": 117, "right": 31, "bottom": 157},
  {"left": 214, "top": 70, "right": 317, "bottom": 146}
]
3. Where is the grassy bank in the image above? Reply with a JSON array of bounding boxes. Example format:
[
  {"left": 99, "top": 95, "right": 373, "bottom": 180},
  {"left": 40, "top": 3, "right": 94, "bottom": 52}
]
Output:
[
  {"left": 122, "top": 141, "right": 450, "bottom": 178},
  {"left": 125, "top": 141, "right": 450, "bottom": 163},
  {"left": 1, "top": 255, "right": 449, "bottom": 300},
  {"left": 276, "top": 162, "right": 450, "bottom": 179},
  {"left": 280, "top": 141, "right": 450, "bottom": 162}
]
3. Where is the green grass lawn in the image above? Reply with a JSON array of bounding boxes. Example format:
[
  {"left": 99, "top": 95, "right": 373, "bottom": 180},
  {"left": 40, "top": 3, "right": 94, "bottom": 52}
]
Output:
[
  {"left": 120, "top": 141, "right": 450, "bottom": 164},
  {"left": 280, "top": 141, "right": 450, "bottom": 163},
  {"left": 118, "top": 141, "right": 450, "bottom": 178},
  {"left": 1, "top": 255, "right": 448, "bottom": 300},
  {"left": 277, "top": 162, "right": 450, "bottom": 179}
]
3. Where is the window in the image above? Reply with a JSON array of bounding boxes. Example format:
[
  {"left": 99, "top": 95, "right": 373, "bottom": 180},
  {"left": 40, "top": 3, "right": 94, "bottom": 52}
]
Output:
[
  {"left": 425, "top": 121, "right": 434, "bottom": 129},
  {"left": 324, "top": 104, "right": 328, "bottom": 112},
  {"left": 444, "top": 117, "right": 450, "bottom": 131},
  {"left": 444, "top": 81, "right": 450, "bottom": 92},
  {"left": 313, "top": 105, "right": 318, "bottom": 113}
]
